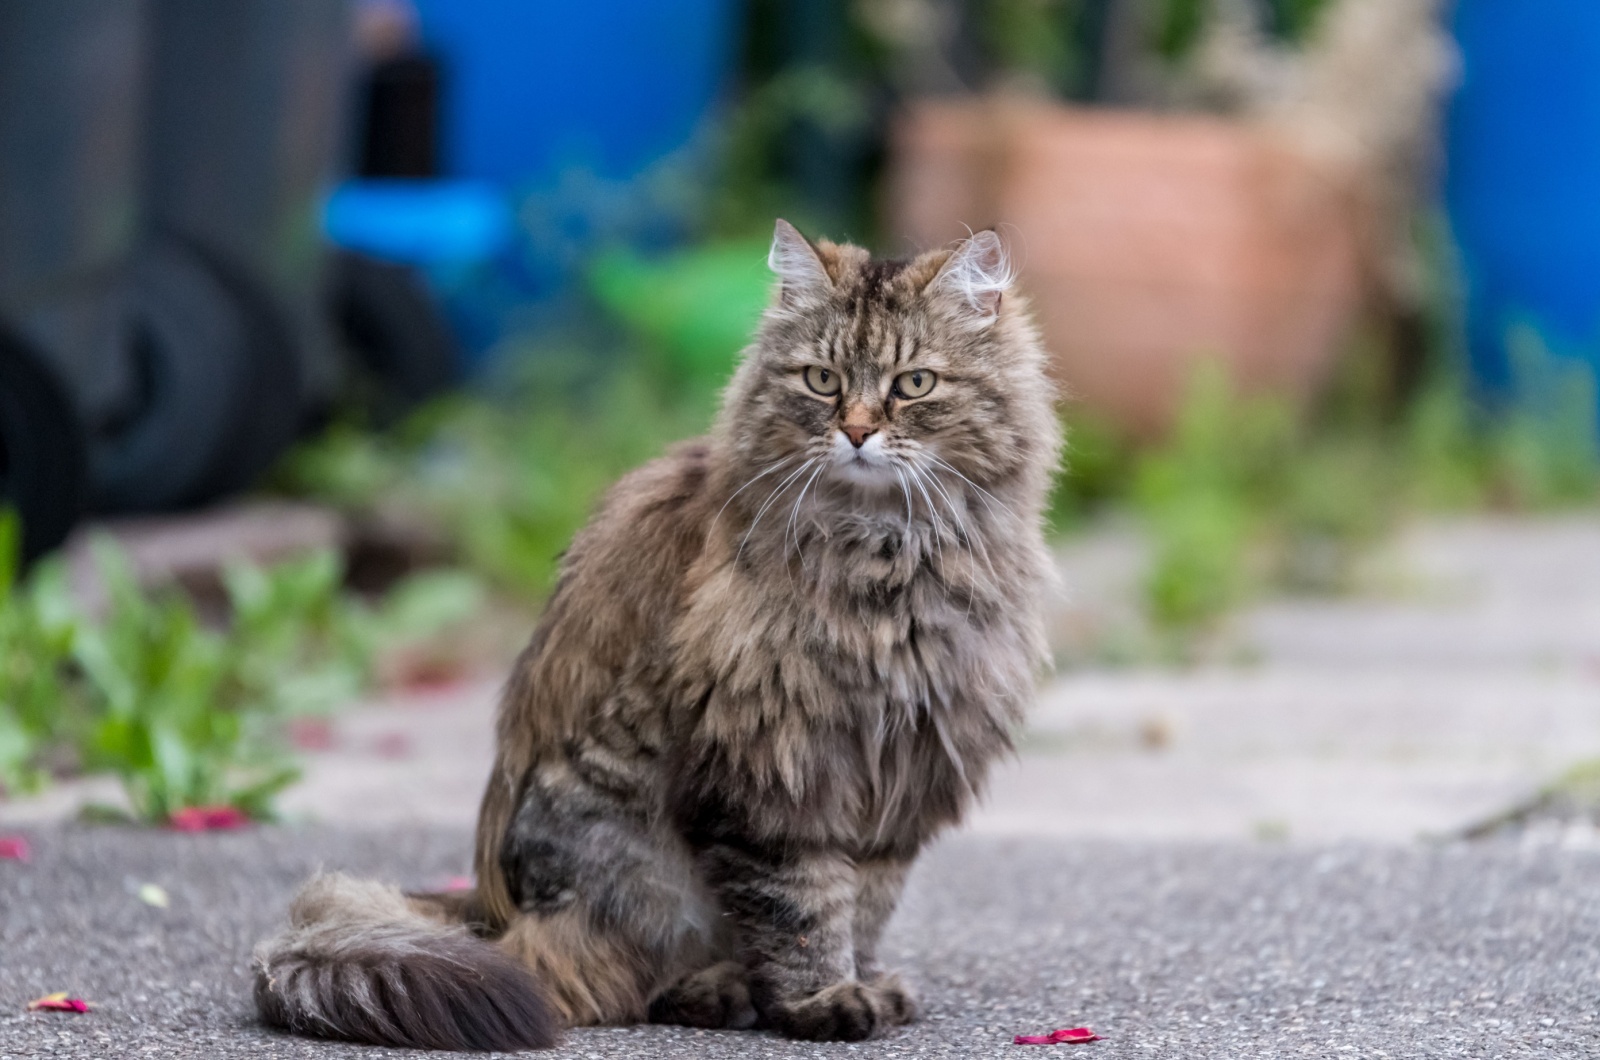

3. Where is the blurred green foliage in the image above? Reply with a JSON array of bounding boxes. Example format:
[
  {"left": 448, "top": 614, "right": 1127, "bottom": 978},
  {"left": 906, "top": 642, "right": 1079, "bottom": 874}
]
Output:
[
  {"left": 1056, "top": 330, "right": 1600, "bottom": 634},
  {"left": 1152, "top": 0, "right": 1209, "bottom": 61},
  {"left": 588, "top": 240, "right": 772, "bottom": 392},
  {"left": 0, "top": 519, "right": 478, "bottom": 822},
  {"left": 279, "top": 365, "right": 710, "bottom": 600},
  {"left": 1154, "top": 0, "right": 1336, "bottom": 61},
  {"left": 0, "top": 512, "right": 82, "bottom": 794}
]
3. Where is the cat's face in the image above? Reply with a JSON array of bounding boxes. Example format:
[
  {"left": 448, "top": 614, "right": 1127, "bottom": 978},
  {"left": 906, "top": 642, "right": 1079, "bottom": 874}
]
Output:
[{"left": 720, "top": 221, "right": 1052, "bottom": 508}]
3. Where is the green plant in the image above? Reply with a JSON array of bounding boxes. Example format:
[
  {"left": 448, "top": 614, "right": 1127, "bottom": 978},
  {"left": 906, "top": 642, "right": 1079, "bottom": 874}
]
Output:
[
  {"left": 1121, "top": 323, "right": 1600, "bottom": 634},
  {"left": 73, "top": 543, "right": 305, "bottom": 821},
  {"left": 0, "top": 512, "right": 82, "bottom": 793},
  {"left": 588, "top": 240, "right": 773, "bottom": 393},
  {"left": 1153, "top": 0, "right": 1336, "bottom": 62},
  {"left": 0, "top": 513, "right": 482, "bottom": 822},
  {"left": 1048, "top": 410, "right": 1137, "bottom": 532},
  {"left": 1130, "top": 365, "right": 1296, "bottom": 628},
  {"left": 1491, "top": 326, "right": 1600, "bottom": 509}
]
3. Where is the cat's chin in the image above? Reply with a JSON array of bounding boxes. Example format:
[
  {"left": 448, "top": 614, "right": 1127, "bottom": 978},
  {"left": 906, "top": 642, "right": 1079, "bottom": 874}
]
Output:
[{"left": 828, "top": 454, "right": 901, "bottom": 491}]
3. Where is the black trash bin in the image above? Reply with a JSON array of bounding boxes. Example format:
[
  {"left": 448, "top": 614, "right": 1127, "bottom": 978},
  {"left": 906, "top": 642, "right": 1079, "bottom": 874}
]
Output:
[
  {"left": 0, "top": 0, "right": 144, "bottom": 555},
  {"left": 124, "top": 0, "right": 354, "bottom": 509}
]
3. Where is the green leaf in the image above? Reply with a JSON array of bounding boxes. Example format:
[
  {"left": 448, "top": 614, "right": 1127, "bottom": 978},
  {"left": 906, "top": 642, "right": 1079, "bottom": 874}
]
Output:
[{"left": 0, "top": 507, "right": 19, "bottom": 599}]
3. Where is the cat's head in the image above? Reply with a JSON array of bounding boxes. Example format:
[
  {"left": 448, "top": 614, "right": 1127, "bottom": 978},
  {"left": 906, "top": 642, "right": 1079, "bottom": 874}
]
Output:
[{"left": 718, "top": 220, "right": 1057, "bottom": 508}]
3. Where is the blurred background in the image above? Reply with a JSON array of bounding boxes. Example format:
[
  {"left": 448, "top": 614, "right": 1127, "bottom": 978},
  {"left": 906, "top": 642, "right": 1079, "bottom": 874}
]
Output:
[{"left": 0, "top": 0, "right": 1596, "bottom": 843}]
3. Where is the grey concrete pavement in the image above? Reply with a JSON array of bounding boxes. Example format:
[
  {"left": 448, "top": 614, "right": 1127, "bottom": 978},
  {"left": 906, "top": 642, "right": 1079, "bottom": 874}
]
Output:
[{"left": 2, "top": 826, "right": 1597, "bottom": 1059}]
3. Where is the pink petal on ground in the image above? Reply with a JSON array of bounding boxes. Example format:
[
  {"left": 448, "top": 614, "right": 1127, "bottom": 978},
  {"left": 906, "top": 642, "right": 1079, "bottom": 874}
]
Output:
[
  {"left": 28, "top": 993, "right": 90, "bottom": 1013},
  {"left": 169, "top": 806, "right": 251, "bottom": 832},
  {"left": 0, "top": 836, "right": 30, "bottom": 861},
  {"left": 1014, "top": 1027, "right": 1102, "bottom": 1045},
  {"left": 168, "top": 808, "right": 208, "bottom": 832},
  {"left": 288, "top": 717, "right": 337, "bottom": 751},
  {"left": 201, "top": 806, "right": 250, "bottom": 829},
  {"left": 443, "top": 875, "right": 474, "bottom": 892},
  {"left": 396, "top": 657, "right": 469, "bottom": 695}
]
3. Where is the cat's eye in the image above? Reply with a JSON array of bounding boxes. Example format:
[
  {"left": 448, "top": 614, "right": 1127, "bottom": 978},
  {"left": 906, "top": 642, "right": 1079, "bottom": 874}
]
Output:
[
  {"left": 803, "top": 365, "right": 842, "bottom": 396},
  {"left": 892, "top": 369, "right": 937, "bottom": 399}
]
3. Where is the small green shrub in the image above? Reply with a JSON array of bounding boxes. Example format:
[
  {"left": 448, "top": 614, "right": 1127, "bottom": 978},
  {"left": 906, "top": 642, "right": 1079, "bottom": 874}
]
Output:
[
  {"left": 1491, "top": 326, "right": 1600, "bottom": 509},
  {"left": 588, "top": 240, "right": 772, "bottom": 393},
  {"left": 0, "top": 513, "right": 83, "bottom": 794},
  {"left": 1126, "top": 334, "right": 1600, "bottom": 633},
  {"left": 0, "top": 517, "right": 480, "bottom": 823},
  {"left": 75, "top": 543, "right": 306, "bottom": 822}
]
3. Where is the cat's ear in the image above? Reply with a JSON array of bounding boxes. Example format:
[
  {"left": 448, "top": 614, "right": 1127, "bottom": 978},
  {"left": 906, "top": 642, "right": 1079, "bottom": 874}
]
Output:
[
  {"left": 768, "top": 219, "right": 832, "bottom": 308},
  {"left": 929, "top": 229, "right": 1013, "bottom": 329}
]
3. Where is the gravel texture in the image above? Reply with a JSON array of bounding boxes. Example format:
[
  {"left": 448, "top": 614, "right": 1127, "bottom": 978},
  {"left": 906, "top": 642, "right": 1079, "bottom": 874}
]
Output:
[{"left": 2, "top": 826, "right": 1597, "bottom": 1059}]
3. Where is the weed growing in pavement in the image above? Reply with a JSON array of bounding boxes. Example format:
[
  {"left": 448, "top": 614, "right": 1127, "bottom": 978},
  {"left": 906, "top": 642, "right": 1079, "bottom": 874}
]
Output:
[
  {"left": 0, "top": 517, "right": 480, "bottom": 823},
  {"left": 1109, "top": 341, "right": 1600, "bottom": 635},
  {"left": 0, "top": 512, "right": 83, "bottom": 794}
]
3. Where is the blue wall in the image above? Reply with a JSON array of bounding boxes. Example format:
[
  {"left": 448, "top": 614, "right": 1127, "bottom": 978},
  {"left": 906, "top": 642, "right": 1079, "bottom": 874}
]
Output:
[
  {"left": 410, "top": 0, "right": 738, "bottom": 189},
  {"left": 1447, "top": 0, "right": 1600, "bottom": 389}
]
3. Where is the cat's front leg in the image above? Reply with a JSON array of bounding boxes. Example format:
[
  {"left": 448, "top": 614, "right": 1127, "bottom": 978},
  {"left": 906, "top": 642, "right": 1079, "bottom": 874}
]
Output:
[
  {"left": 852, "top": 856, "right": 915, "bottom": 993},
  {"left": 705, "top": 842, "right": 915, "bottom": 1041}
]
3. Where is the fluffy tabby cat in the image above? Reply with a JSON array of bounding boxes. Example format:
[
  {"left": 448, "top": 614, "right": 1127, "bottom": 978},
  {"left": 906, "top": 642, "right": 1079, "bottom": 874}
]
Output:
[{"left": 253, "top": 220, "right": 1060, "bottom": 1051}]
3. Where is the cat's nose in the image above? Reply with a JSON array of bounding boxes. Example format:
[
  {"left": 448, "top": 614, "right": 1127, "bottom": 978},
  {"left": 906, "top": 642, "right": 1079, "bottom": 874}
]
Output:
[{"left": 842, "top": 424, "right": 877, "bottom": 448}]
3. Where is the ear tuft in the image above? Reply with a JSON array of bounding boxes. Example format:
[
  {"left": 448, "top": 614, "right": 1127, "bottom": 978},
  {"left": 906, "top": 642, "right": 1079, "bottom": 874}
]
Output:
[
  {"left": 768, "top": 219, "right": 832, "bottom": 307},
  {"left": 932, "top": 229, "right": 1013, "bottom": 327}
]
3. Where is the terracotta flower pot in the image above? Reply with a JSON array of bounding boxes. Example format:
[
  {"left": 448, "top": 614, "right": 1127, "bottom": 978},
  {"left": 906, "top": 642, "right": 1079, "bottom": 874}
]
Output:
[{"left": 886, "top": 98, "right": 1364, "bottom": 437}]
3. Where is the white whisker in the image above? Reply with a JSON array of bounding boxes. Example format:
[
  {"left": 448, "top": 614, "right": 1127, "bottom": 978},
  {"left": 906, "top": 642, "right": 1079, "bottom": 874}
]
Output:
[
  {"left": 925, "top": 462, "right": 1006, "bottom": 616},
  {"left": 785, "top": 462, "right": 827, "bottom": 569},
  {"left": 711, "top": 456, "right": 798, "bottom": 533},
  {"left": 737, "top": 458, "right": 817, "bottom": 562},
  {"left": 906, "top": 466, "right": 946, "bottom": 570},
  {"left": 925, "top": 454, "right": 1018, "bottom": 522},
  {"left": 893, "top": 467, "right": 914, "bottom": 544},
  {"left": 916, "top": 465, "right": 985, "bottom": 617}
]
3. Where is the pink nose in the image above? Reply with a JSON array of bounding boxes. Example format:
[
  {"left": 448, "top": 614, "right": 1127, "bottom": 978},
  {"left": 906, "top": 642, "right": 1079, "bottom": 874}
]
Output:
[{"left": 842, "top": 424, "right": 877, "bottom": 448}]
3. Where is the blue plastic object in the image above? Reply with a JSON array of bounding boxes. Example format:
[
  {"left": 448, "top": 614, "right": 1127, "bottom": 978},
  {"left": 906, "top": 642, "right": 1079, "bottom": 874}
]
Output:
[
  {"left": 1446, "top": 0, "right": 1600, "bottom": 390},
  {"left": 324, "top": 179, "right": 513, "bottom": 266},
  {"left": 409, "top": 0, "right": 737, "bottom": 188}
]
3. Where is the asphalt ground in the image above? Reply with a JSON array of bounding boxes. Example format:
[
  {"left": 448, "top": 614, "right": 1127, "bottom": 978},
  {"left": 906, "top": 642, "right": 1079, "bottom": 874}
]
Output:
[{"left": 1, "top": 826, "right": 1596, "bottom": 1059}]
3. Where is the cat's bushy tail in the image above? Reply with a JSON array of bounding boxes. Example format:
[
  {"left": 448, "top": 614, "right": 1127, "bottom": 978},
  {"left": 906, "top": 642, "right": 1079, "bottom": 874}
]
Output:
[{"left": 253, "top": 873, "right": 558, "bottom": 1051}]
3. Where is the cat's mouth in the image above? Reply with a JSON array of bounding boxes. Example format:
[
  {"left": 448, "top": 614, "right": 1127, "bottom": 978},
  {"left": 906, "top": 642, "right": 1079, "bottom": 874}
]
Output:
[{"left": 829, "top": 432, "right": 899, "bottom": 488}]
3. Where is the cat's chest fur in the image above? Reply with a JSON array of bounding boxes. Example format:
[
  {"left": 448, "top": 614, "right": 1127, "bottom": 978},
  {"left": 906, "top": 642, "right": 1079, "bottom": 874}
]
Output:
[{"left": 666, "top": 512, "right": 1037, "bottom": 850}]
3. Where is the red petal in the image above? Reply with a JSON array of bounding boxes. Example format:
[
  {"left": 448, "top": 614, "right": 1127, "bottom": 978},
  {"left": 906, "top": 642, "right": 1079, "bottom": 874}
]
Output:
[
  {"left": 168, "top": 806, "right": 251, "bottom": 832},
  {"left": 288, "top": 718, "right": 337, "bottom": 751},
  {"left": 200, "top": 806, "right": 250, "bottom": 830},
  {"left": 28, "top": 993, "right": 90, "bottom": 1013},
  {"left": 396, "top": 656, "right": 469, "bottom": 694},
  {"left": 168, "top": 808, "right": 207, "bottom": 832},
  {"left": 0, "top": 836, "right": 30, "bottom": 861},
  {"left": 1014, "top": 1027, "right": 1102, "bottom": 1045}
]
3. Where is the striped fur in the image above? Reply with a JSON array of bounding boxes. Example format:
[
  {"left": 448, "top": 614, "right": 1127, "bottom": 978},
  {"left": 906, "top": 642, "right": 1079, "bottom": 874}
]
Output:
[
  {"left": 253, "top": 875, "right": 557, "bottom": 1050},
  {"left": 253, "top": 223, "right": 1061, "bottom": 1049}
]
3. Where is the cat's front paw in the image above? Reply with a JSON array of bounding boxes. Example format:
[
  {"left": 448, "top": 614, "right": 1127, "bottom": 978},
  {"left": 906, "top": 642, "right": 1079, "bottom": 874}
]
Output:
[
  {"left": 864, "top": 971, "right": 919, "bottom": 1024},
  {"left": 649, "top": 961, "right": 757, "bottom": 1030},
  {"left": 766, "top": 976, "right": 918, "bottom": 1041}
]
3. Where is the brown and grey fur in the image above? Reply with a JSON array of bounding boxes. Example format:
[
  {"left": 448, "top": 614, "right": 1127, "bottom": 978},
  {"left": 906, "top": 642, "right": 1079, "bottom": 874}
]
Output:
[{"left": 253, "top": 221, "right": 1061, "bottom": 1050}]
